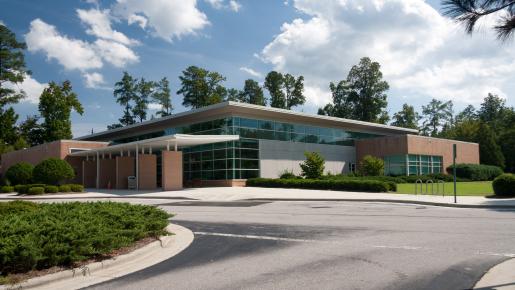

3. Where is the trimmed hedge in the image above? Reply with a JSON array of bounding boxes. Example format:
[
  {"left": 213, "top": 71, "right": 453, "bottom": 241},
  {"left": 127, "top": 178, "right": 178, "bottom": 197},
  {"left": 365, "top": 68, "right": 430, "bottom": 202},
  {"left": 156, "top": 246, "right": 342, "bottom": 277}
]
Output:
[
  {"left": 246, "top": 178, "right": 390, "bottom": 192},
  {"left": 447, "top": 164, "right": 503, "bottom": 181},
  {"left": 492, "top": 174, "right": 515, "bottom": 196},
  {"left": 69, "top": 184, "right": 84, "bottom": 192},
  {"left": 27, "top": 187, "right": 44, "bottom": 195},
  {"left": 58, "top": 185, "right": 71, "bottom": 192},
  {"left": 33, "top": 158, "right": 75, "bottom": 185},
  {"left": 44, "top": 185, "right": 59, "bottom": 194},
  {"left": 0, "top": 201, "right": 170, "bottom": 275},
  {"left": 1, "top": 186, "right": 14, "bottom": 193},
  {"left": 5, "top": 162, "right": 33, "bottom": 185}
]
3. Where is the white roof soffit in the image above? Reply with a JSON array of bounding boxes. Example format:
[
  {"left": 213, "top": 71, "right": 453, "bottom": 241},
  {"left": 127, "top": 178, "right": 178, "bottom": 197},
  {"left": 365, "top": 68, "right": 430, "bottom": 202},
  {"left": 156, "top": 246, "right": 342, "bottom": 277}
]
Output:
[{"left": 69, "top": 134, "right": 239, "bottom": 156}]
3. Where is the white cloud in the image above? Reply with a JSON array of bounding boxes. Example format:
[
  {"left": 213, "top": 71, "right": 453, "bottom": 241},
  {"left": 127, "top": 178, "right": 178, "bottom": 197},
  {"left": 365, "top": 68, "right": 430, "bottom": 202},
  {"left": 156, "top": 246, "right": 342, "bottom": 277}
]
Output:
[
  {"left": 148, "top": 103, "right": 162, "bottom": 110},
  {"left": 240, "top": 67, "right": 263, "bottom": 78},
  {"left": 77, "top": 8, "right": 138, "bottom": 45},
  {"left": 229, "top": 1, "right": 241, "bottom": 12},
  {"left": 25, "top": 19, "right": 103, "bottom": 71},
  {"left": 93, "top": 39, "right": 139, "bottom": 67},
  {"left": 260, "top": 0, "right": 515, "bottom": 108},
  {"left": 5, "top": 74, "right": 47, "bottom": 104},
  {"left": 114, "top": 0, "right": 209, "bottom": 42},
  {"left": 205, "top": 0, "right": 224, "bottom": 9},
  {"left": 205, "top": 0, "right": 241, "bottom": 12},
  {"left": 0, "top": 20, "right": 4, "bottom": 26},
  {"left": 26, "top": 18, "right": 139, "bottom": 76},
  {"left": 128, "top": 13, "right": 147, "bottom": 29},
  {"left": 83, "top": 72, "right": 106, "bottom": 88}
]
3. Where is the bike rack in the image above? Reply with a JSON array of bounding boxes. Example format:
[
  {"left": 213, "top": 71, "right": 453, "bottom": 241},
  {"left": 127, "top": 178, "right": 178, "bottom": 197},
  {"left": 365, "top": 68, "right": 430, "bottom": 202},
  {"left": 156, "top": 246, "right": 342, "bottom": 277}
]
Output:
[
  {"left": 426, "top": 179, "right": 434, "bottom": 195},
  {"left": 415, "top": 179, "right": 423, "bottom": 195},
  {"left": 437, "top": 180, "right": 445, "bottom": 196}
]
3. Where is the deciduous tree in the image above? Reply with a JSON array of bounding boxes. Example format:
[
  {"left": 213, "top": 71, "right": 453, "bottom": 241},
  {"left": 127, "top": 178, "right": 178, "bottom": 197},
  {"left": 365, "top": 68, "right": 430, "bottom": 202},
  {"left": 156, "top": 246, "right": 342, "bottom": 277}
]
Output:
[
  {"left": 39, "top": 81, "right": 83, "bottom": 142},
  {"left": 177, "top": 66, "right": 226, "bottom": 109},
  {"left": 240, "top": 79, "right": 266, "bottom": 106},
  {"left": 391, "top": 104, "right": 420, "bottom": 129}
]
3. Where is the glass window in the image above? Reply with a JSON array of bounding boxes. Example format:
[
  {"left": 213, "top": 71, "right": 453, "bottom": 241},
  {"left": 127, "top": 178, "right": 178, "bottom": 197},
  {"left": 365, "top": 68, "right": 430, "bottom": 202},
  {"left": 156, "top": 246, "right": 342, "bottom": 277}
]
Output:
[
  {"left": 202, "top": 160, "right": 213, "bottom": 170},
  {"left": 240, "top": 118, "right": 258, "bottom": 128},
  {"left": 214, "top": 149, "right": 226, "bottom": 159},
  {"left": 214, "top": 160, "right": 226, "bottom": 170},
  {"left": 241, "top": 159, "right": 259, "bottom": 169},
  {"left": 202, "top": 151, "right": 213, "bottom": 160},
  {"left": 241, "top": 149, "right": 259, "bottom": 159},
  {"left": 258, "top": 120, "right": 274, "bottom": 130}
]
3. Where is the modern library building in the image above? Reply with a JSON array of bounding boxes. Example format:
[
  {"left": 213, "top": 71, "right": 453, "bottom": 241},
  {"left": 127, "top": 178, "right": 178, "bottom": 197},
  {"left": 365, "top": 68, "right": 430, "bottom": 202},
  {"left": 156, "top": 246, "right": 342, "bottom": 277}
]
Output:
[{"left": 0, "top": 102, "right": 480, "bottom": 190}]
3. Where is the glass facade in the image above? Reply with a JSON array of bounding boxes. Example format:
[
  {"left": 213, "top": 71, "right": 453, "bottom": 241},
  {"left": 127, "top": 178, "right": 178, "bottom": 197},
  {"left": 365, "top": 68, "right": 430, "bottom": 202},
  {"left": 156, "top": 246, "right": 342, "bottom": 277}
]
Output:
[
  {"left": 384, "top": 154, "right": 443, "bottom": 176},
  {"left": 111, "top": 116, "right": 384, "bottom": 181}
]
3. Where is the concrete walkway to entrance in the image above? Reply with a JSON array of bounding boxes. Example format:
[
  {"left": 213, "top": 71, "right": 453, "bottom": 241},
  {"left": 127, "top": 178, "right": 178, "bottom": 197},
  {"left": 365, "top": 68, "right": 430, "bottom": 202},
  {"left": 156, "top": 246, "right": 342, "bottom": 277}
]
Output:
[{"left": 2, "top": 187, "right": 515, "bottom": 209}]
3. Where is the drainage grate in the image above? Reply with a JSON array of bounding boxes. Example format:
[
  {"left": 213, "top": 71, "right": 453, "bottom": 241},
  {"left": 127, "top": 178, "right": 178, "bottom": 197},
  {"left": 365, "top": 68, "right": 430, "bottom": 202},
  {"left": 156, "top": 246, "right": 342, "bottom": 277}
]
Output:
[{"left": 158, "top": 201, "right": 271, "bottom": 207}]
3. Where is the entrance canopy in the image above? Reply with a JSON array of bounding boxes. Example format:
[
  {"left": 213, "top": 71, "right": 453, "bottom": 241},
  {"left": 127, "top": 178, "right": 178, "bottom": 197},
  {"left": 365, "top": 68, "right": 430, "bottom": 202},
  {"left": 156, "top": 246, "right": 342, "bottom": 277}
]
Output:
[{"left": 69, "top": 134, "right": 240, "bottom": 157}]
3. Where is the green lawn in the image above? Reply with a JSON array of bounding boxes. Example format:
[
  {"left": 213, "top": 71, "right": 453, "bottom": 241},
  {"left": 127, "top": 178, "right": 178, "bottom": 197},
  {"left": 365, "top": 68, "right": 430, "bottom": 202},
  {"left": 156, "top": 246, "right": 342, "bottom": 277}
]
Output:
[{"left": 395, "top": 181, "right": 493, "bottom": 196}]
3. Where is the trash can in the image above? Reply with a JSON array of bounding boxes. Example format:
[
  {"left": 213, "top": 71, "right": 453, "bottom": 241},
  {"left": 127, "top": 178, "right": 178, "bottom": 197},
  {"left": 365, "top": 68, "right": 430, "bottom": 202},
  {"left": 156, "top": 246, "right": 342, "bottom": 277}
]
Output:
[{"left": 128, "top": 176, "right": 136, "bottom": 189}]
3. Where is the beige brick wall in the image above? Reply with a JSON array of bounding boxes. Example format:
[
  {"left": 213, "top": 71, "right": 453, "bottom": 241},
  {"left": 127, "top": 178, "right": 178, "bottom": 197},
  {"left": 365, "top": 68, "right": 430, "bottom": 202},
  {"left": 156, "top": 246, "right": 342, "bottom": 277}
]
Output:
[
  {"left": 162, "top": 151, "right": 183, "bottom": 191},
  {"left": 138, "top": 154, "right": 157, "bottom": 190}
]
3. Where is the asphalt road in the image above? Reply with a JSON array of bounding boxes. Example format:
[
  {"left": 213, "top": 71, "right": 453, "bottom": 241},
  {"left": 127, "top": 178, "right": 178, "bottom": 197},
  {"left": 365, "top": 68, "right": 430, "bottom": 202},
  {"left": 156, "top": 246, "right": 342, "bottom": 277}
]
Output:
[{"left": 86, "top": 200, "right": 515, "bottom": 290}]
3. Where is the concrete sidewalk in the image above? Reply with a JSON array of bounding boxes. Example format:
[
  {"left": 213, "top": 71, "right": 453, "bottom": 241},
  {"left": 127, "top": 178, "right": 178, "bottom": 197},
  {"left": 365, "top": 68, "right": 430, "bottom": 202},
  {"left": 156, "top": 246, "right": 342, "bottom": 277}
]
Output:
[
  {"left": 2, "top": 187, "right": 515, "bottom": 209},
  {"left": 474, "top": 258, "right": 515, "bottom": 289}
]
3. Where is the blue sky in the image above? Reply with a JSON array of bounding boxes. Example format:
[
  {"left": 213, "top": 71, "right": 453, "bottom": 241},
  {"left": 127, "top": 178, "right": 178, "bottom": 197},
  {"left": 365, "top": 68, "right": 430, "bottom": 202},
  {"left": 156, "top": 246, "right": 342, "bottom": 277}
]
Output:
[{"left": 1, "top": 0, "right": 513, "bottom": 138}]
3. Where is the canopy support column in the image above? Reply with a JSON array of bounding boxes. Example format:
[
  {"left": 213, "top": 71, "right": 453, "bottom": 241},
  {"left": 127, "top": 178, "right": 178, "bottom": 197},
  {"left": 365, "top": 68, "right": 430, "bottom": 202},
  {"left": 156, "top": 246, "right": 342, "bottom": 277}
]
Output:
[{"left": 135, "top": 144, "right": 139, "bottom": 190}]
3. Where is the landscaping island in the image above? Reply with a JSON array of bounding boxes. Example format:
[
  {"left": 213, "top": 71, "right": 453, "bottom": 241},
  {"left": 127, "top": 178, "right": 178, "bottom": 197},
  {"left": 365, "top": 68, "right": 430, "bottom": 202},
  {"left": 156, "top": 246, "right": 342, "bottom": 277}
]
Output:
[{"left": 0, "top": 201, "right": 171, "bottom": 285}]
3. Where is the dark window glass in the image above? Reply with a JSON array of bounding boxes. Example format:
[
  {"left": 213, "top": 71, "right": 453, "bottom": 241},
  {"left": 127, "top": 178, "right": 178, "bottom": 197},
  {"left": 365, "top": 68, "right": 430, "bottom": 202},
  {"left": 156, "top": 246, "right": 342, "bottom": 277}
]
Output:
[
  {"left": 202, "top": 160, "right": 213, "bottom": 170},
  {"left": 214, "top": 149, "right": 226, "bottom": 159},
  {"left": 191, "top": 162, "right": 201, "bottom": 171},
  {"left": 190, "top": 152, "right": 201, "bottom": 162},
  {"left": 202, "top": 151, "right": 213, "bottom": 160},
  {"left": 241, "top": 149, "right": 259, "bottom": 159},
  {"left": 274, "top": 131, "right": 290, "bottom": 141},
  {"left": 240, "top": 139, "right": 259, "bottom": 149},
  {"left": 240, "top": 118, "right": 258, "bottom": 128},
  {"left": 213, "top": 170, "right": 226, "bottom": 180},
  {"left": 202, "top": 170, "right": 213, "bottom": 180},
  {"left": 214, "top": 159, "right": 226, "bottom": 170},
  {"left": 241, "top": 159, "right": 259, "bottom": 169},
  {"left": 258, "top": 120, "right": 274, "bottom": 130},
  {"left": 239, "top": 128, "right": 257, "bottom": 138},
  {"left": 257, "top": 130, "right": 274, "bottom": 140}
]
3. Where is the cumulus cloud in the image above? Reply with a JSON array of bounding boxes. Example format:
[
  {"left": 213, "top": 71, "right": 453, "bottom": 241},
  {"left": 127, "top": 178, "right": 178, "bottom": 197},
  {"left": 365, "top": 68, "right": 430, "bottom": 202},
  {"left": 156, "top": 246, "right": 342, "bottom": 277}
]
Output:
[
  {"left": 25, "top": 19, "right": 103, "bottom": 71},
  {"left": 25, "top": 18, "right": 139, "bottom": 88},
  {"left": 114, "top": 0, "right": 209, "bottom": 42},
  {"left": 240, "top": 67, "right": 263, "bottom": 78},
  {"left": 83, "top": 72, "right": 106, "bottom": 88},
  {"left": 148, "top": 103, "right": 162, "bottom": 110},
  {"left": 93, "top": 39, "right": 139, "bottom": 67},
  {"left": 260, "top": 0, "right": 515, "bottom": 108},
  {"left": 77, "top": 8, "right": 138, "bottom": 45},
  {"left": 5, "top": 74, "right": 47, "bottom": 104},
  {"left": 128, "top": 13, "right": 147, "bottom": 29},
  {"left": 229, "top": 1, "right": 241, "bottom": 12}
]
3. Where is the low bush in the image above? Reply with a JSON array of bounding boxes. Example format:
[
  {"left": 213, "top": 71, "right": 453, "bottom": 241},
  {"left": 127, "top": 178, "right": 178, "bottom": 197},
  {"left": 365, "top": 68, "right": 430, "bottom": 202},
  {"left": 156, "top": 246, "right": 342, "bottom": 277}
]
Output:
[
  {"left": 44, "top": 185, "right": 59, "bottom": 194},
  {"left": 5, "top": 162, "right": 33, "bottom": 185},
  {"left": 359, "top": 155, "right": 384, "bottom": 176},
  {"left": 300, "top": 152, "right": 325, "bottom": 179},
  {"left": 69, "top": 184, "right": 84, "bottom": 192},
  {"left": 447, "top": 164, "right": 503, "bottom": 181},
  {"left": 492, "top": 174, "right": 515, "bottom": 196},
  {"left": 33, "top": 158, "right": 75, "bottom": 185},
  {"left": 14, "top": 185, "right": 29, "bottom": 194},
  {"left": 279, "top": 170, "right": 298, "bottom": 179},
  {"left": 1, "top": 186, "right": 14, "bottom": 193},
  {"left": 247, "top": 178, "right": 390, "bottom": 192},
  {"left": 27, "top": 187, "right": 44, "bottom": 195},
  {"left": 0, "top": 201, "right": 170, "bottom": 275},
  {"left": 58, "top": 185, "right": 71, "bottom": 192}
]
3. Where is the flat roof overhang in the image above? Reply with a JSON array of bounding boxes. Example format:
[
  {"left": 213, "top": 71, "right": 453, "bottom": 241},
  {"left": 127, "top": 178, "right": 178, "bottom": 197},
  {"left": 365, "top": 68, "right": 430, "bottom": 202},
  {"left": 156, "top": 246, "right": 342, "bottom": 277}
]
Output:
[{"left": 69, "top": 134, "right": 239, "bottom": 157}]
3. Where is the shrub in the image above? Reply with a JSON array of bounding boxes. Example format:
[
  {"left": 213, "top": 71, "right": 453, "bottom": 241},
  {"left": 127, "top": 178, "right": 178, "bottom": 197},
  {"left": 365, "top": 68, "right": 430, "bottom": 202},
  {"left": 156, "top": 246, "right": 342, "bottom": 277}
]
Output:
[
  {"left": 14, "top": 185, "right": 29, "bottom": 194},
  {"left": 69, "top": 184, "right": 84, "bottom": 192},
  {"left": 5, "top": 162, "right": 34, "bottom": 185},
  {"left": 33, "top": 158, "right": 75, "bottom": 185},
  {"left": 58, "top": 185, "right": 71, "bottom": 192},
  {"left": 0, "top": 201, "right": 170, "bottom": 275},
  {"left": 1, "top": 186, "right": 14, "bottom": 193},
  {"left": 300, "top": 152, "right": 325, "bottom": 179},
  {"left": 27, "top": 187, "right": 45, "bottom": 195},
  {"left": 247, "top": 178, "right": 390, "bottom": 192},
  {"left": 359, "top": 155, "right": 384, "bottom": 176},
  {"left": 447, "top": 164, "right": 503, "bottom": 181},
  {"left": 44, "top": 185, "right": 59, "bottom": 194},
  {"left": 279, "top": 170, "right": 298, "bottom": 179},
  {"left": 492, "top": 174, "right": 515, "bottom": 196}
]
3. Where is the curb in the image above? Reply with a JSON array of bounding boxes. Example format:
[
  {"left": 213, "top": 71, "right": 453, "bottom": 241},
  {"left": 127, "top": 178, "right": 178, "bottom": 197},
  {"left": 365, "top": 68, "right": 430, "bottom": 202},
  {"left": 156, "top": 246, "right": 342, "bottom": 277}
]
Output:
[
  {"left": 474, "top": 258, "right": 515, "bottom": 289},
  {"left": 1, "top": 223, "right": 194, "bottom": 290},
  {"left": 243, "top": 198, "right": 515, "bottom": 209},
  {"left": 0, "top": 196, "right": 197, "bottom": 201}
]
